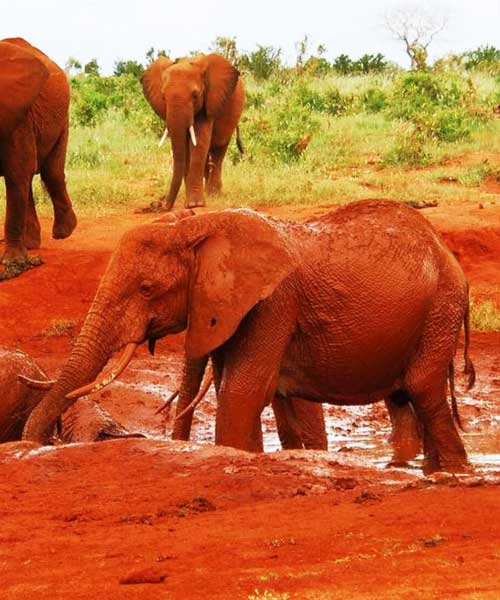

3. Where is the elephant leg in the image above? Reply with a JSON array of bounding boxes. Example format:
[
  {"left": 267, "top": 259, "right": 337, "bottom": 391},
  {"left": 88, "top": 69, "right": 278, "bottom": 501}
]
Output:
[
  {"left": 272, "top": 396, "right": 304, "bottom": 449},
  {"left": 291, "top": 397, "right": 328, "bottom": 450},
  {"left": 184, "top": 120, "right": 213, "bottom": 208},
  {"left": 172, "top": 355, "right": 209, "bottom": 440},
  {"left": 205, "top": 144, "right": 228, "bottom": 196},
  {"left": 407, "top": 378, "right": 467, "bottom": 474},
  {"left": 385, "top": 396, "right": 422, "bottom": 465},
  {"left": 215, "top": 301, "right": 293, "bottom": 452},
  {"left": 40, "top": 129, "right": 77, "bottom": 240},
  {"left": 24, "top": 184, "right": 41, "bottom": 250}
]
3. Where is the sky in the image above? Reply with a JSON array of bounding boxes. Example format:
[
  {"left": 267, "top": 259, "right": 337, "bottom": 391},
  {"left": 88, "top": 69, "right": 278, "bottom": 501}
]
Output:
[{"left": 1, "top": 0, "right": 499, "bottom": 74}]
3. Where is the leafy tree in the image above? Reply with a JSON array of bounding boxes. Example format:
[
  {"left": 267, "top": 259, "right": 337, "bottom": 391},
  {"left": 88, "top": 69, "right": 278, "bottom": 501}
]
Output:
[
  {"left": 239, "top": 45, "right": 282, "bottom": 80},
  {"left": 84, "top": 59, "right": 100, "bottom": 77},
  {"left": 332, "top": 54, "right": 354, "bottom": 75},
  {"left": 210, "top": 36, "right": 239, "bottom": 65},
  {"left": 65, "top": 57, "right": 82, "bottom": 76},
  {"left": 114, "top": 60, "right": 144, "bottom": 78},
  {"left": 145, "top": 47, "right": 168, "bottom": 65},
  {"left": 463, "top": 45, "right": 500, "bottom": 74}
]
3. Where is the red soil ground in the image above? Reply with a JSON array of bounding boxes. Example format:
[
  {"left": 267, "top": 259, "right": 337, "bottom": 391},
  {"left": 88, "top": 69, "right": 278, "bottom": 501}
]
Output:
[{"left": 0, "top": 199, "right": 499, "bottom": 599}]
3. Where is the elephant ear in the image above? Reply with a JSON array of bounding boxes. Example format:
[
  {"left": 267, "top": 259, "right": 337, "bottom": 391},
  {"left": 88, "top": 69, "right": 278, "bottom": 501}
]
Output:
[
  {"left": 181, "top": 210, "right": 295, "bottom": 359},
  {"left": 201, "top": 53, "right": 240, "bottom": 118},
  {"left": 141, "top": 56, "right": 172, "bottom": 119},
  {"left": 0, "top": 43, "right": 49, "bottom": 137}
]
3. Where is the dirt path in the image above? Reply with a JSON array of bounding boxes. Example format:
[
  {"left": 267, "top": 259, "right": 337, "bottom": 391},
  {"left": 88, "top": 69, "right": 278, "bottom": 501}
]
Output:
[{"left": 1, "top": 199, "right": 500, "bottom": 598}]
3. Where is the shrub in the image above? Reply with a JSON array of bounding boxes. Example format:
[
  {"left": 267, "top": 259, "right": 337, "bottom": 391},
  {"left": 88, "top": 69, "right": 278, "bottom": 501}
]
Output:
[{"left": 360, "top": 87, "right": 387, "bottom": 113}]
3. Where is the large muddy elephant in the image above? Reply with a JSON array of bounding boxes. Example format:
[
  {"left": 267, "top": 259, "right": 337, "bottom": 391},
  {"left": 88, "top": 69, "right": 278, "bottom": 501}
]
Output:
[
  {"left": 141, "top": 53, "right": 245, "bottom": 210},
  {"left": 0, "top": 38, "right": 77, "bottom": 279},
  {"left": 0, "top": 347, "right": 134, "bottom": 443},
  {"left": 23, "top": 200, "right": 474, "bottom": 474}
]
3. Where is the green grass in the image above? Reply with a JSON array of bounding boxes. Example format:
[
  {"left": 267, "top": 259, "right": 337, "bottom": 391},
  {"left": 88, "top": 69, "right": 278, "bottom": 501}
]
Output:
[
  {"left": 471, "top": 300, "right": 500, "bottom": 332},
  {"left": 0, "top": 70, "right": 499, "bottom": 217}
]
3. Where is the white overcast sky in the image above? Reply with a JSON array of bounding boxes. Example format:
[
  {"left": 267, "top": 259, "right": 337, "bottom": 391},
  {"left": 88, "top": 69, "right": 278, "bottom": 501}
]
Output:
[{"left": 1, "top": 0, "right": 499, "bottom": 73}]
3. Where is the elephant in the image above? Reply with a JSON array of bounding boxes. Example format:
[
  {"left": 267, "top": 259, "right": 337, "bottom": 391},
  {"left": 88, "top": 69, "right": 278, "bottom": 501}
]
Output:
[
  {"left": 0, "top": 347, "right": 135, "bottom": 443},
  {"left": 141, "top": 53, "right": 245, "bottom": 210},
  {"left": 169, "top": 357, "right": 422, "bottom": 462},
  {"left": 0, "top": 38, "right": 77, "bottom": 279},
  {"left": 22, "top": 200, "right": 475, "bottom": 474}
]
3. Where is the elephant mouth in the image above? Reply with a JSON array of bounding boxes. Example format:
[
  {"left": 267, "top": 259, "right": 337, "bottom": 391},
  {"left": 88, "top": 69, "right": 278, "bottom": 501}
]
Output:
[{"left": 146, "top": 320, "right": 184, "bottom": 355}]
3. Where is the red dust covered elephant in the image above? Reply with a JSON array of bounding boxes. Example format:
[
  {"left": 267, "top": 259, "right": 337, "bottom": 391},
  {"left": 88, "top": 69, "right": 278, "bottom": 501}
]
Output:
[
  {"left": 0, "top": 38, "right": 77, "bottom": 279},
  {"left": 23, "top": 201, "right": 474, "bottom": 474},
  {"left": 141, "top": 53, "right": 245, "bottom": 210}
]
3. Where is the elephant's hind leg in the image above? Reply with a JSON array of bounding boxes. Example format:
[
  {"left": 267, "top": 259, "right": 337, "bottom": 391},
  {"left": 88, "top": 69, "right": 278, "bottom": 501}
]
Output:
[
  {"left": 40, "top": 129, "right": 77, "bottom": 240},
  {"left": 385, "top": 394, "right": 422, "bottom": 465}
]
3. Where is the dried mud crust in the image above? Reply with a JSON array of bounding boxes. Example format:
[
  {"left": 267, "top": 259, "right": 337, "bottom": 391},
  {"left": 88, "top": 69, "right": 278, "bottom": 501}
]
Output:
[
  {"left": 0, "top": 200, "right": 500, "bottom": 598},
  {"left": 0, "top": 440, "right": 499, "bottom": 600}
]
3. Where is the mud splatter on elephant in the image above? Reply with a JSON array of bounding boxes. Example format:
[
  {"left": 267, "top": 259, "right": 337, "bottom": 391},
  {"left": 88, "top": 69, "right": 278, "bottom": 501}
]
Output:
[{"left": 24, "top": 201, "right": 474, "bottom": 474}]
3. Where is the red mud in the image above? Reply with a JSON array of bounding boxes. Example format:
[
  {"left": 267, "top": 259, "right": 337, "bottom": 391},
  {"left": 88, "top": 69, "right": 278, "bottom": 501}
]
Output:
[{"left": 1, "top": 199, "right": 500, "bottom": 599}]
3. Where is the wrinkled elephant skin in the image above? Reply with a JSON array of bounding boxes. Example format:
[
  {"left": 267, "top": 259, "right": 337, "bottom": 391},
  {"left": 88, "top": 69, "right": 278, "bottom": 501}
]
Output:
[{"left": 23, "top": 201, "right": 473, "bottom": 474}]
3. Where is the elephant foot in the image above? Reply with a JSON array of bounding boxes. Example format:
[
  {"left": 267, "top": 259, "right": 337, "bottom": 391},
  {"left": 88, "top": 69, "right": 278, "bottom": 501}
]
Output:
[
  {"left": 0, "top": 253, "right": 44, "bottom": 281},
  {"left": 52, "top": 208, "right": 77, "bottom": 239},
  {"left": 186, "top": 198, "right": 206, "bottom": 209}
]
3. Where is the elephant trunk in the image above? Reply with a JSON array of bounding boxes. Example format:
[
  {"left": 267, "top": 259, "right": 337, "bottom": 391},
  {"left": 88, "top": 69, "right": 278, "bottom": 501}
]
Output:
[
  {"left": 166, "top": 109, "right": 191, "bottom": 211},
  {"left": 22, "top": 310, "right": 114, "bottom": 443}
]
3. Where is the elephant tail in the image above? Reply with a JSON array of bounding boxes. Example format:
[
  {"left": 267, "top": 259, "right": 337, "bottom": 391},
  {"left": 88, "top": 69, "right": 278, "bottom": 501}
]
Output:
[
  {"left": 463, "top": 290, "right": 476, "bottom": 391},
  {"left": 236, "top": 126, "right": 244, "bottom": 155},
  {"left": 448, "top": 361, "right": 465, "bottom": 431},
  {"left": 448, "top": 291, "right": 476, "bottom": 432}
]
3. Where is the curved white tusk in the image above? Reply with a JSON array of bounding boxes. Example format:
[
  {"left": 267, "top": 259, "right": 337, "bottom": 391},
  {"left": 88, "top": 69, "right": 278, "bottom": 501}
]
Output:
[
  {"left": 158, "top": 127, "right": 169, "bottom": 147},
  {"left": 174, "top": 367, "right": 213, "bottom": 422},
  {"left": 154, "top": 389, "right": 179, "bottom": 415},
  {"left": 18, "top": 374, "right": 55, "bottom": 391},
  {"left": 65, "top": 342, "right": 138, "bottom": 401},
  {"left": 189, "top": 125, "right": 197, "bottom": 147}
]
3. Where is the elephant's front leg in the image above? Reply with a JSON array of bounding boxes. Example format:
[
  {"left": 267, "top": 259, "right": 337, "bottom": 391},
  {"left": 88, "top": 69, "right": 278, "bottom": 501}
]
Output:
[
  {"left": 184, "top": 119, "right": 213, "bottom": 208},
  {"left": 172, "top": 355, "right": 209, "bottom": 440},
  {"left": 215, "top": 302, "right": 294, "bottom": 452}
]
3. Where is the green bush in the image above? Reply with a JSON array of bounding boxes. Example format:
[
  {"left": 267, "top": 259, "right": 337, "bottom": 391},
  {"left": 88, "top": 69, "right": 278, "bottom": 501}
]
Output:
[
  {"left": 294, "top": 84, "right": 351, "bottom": 116},
  {"left": 360, "top": 87, "right": 387, "bottom": 113}
]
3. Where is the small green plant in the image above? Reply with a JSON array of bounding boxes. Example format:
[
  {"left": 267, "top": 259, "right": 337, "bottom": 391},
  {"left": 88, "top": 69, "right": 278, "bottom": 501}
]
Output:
[
  {"left": 360, "top": 87, "right": 387, "bottom": 113},
  {"left": 470, "top": 300, "right": 500, "bottom": 331},
  {"left": 457, "top": 162, "right": 494, "bottom": 186}
]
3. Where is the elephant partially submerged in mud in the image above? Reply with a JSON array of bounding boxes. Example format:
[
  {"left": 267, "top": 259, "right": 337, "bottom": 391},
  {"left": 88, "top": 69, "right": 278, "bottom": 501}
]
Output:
[
  {"left": 23, "top": 201, "right": 474, "bottom": 474},
  {"left": 0, "top": 347, "right": 135, "bottom": 443}
]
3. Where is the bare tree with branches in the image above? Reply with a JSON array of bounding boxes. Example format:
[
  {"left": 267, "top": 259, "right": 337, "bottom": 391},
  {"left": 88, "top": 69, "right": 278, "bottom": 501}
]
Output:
[{"left": 385, "top": 4, "right": 448, "bottom": 70}]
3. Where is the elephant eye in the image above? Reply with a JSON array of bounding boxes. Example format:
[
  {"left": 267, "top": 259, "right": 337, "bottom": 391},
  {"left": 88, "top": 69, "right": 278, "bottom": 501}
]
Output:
[
  {"left": 192, "top": 89, "right": 200, "bottom": 100},
  {"left": 140, "top": 280, "right": 155, "bottom": 297}
]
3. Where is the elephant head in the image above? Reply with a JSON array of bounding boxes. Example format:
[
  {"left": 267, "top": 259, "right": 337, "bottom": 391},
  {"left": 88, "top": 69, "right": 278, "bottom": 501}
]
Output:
[
  {"left": 23, "top": 210, "right": 295, "bottom": 443},
  {"left": 141, "top": 54, "right": 240, "bottom": 208},
  {"left": 0, "top": 41, "right": 49, "bottom": 138}
]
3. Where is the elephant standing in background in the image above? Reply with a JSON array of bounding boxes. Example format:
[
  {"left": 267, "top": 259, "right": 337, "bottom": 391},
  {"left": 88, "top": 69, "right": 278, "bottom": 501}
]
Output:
[
  {"left": 0, "top": 38, "right": 77, "bottom": 278},
  {"left": 141, "top": 53, "right": 245, "bottom": 210},
  {"left": 0, "top": 347, "right": 134, "bottom": 444},
  {"left": 23, "top": 201, "right": 474, "bottom": 474}
]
